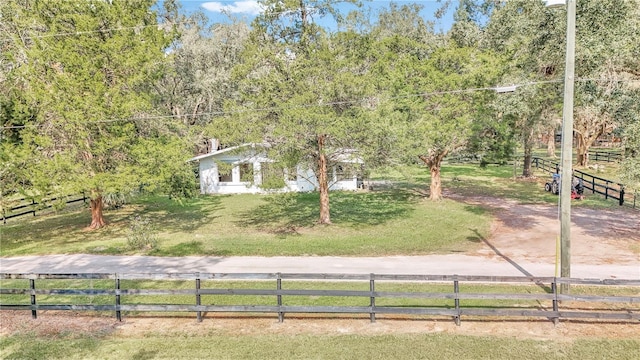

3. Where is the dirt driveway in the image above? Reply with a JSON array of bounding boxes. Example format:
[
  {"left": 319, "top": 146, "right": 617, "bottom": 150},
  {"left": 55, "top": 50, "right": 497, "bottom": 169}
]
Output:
[{"left": 456, "top": 196, "right": 639, "bottom": 267}]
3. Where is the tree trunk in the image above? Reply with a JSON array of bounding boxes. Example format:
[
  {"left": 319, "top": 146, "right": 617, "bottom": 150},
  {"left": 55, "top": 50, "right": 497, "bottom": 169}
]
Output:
[
  {"left": 89, "top": 195, "right": 106, "bottom": 230},
  {"left": 317, "top": 134, "right": 331, "bottom": 224},
  {"left": 522, "top": 128, "right": 534, "bottom": 177},
  {"left": 522, "top": 147, "right": 533, "bottom": 177},
  {"left": 547, "top": 128, "right": 556, "bottom": 158},
  {"left": 419, "top": 150, "right": 447, "bottom": 201},
  {"left": 576, "top": 133, "right": 589, "bottom": 167},
  {"left": 429, "top": 162, "right": 443, "bottom": 201}
]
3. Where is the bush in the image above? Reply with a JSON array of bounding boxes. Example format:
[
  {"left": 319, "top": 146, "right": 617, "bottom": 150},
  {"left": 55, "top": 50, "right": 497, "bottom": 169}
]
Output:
[{"left": 127, "top": 216, "right": 158, "bottom": 250}]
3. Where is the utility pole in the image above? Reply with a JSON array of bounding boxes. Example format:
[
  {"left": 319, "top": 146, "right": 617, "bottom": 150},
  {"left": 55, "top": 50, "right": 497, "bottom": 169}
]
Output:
[{"left": 559, "top": 0, "right": 576, "bottom": 293}]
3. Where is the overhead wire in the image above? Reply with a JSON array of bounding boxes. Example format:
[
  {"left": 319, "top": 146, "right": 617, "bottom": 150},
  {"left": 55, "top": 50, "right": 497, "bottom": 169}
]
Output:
[
  {"left": 2, "top": 76, "right": 635, "bottom": 131},
  {"left": 0, "top": 23, "right": 163, "bottom": 43},
  {"left": 0, "top": 5, "right": 327, "bottom": 43},
  {"left": 0, "top": 79, "right": 565, "bottom": 131}
]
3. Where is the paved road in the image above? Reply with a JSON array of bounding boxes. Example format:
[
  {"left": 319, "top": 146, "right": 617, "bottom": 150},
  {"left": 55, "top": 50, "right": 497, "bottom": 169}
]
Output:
[{"left": 1, "top": 254, "right": 638, "bottom": 279}]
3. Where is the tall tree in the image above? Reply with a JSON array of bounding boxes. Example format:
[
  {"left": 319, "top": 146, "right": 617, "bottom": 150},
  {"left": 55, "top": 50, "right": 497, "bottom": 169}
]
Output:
[
  {"left": 154, "top": 8, "right": 250, "bottom": 154},
  {"left": 376, "top": 39, "right": 500, "bottom": 199},
  {"left": 620, "top": 108, "right": 640, "bottom": 189},
  {"left": 0, "top": 0, "right": 183, "bottom": 229},
  {"left": 373, "top": 2, "right": 438, "bottom": 45},
  {"left": 570, "top": 0, "right": 640, "bottom": 166},
  {"left": 486, "top": 0, "right": 640, "bottom": 169},
  {"left": 227, "top": 0, "right": 370, "bottom": 224},
  {"left": 484, "top": 0, "right": 565, "bottom": 176}
]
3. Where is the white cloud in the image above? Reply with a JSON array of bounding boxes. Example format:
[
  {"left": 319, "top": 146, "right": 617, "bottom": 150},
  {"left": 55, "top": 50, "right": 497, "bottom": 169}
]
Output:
[{"left": 201, "top": 1, "right": 264, "bottom": 15}]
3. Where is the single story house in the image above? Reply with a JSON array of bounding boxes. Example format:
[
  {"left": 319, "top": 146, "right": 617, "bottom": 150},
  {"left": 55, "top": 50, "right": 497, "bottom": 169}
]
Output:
[{"left": 189, "top": 142, "right": 363, "bottom": 195}]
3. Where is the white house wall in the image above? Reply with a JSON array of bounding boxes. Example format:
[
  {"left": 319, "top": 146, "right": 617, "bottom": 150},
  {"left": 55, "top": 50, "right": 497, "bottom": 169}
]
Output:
[
  {"left": 194, "top": 149, "right": 361, "bottom": 195},
  {"left": 331, "top": 178, "right": 359, "bottom": 191},
  {"left": 199, "top": 157, "right": 219, "bottom": 194},
  {"left": 295, "top": 167, "right": 359, "bottom": 192},
  {"left": 295, "top": 168, "right": 317, "bottom": 192}
]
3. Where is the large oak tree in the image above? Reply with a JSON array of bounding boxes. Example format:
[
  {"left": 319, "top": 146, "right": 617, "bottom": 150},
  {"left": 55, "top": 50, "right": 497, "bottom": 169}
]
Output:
[{"left": 1, "top": 0, "right": 187, "bottom": 229}]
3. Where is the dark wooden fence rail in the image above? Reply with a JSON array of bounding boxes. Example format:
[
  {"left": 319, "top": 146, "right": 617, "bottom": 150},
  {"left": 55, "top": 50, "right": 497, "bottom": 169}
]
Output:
[
  {"left": 532, "top": 157, "right": 636, "bottom": 209},
  {"left": 588, "top": 150, "right": 623, "bottom": 163},
  {"left": 1, "top": 193, "right": 87, "bottom": 224},
  {"left": 573, "top": 170, "right": 627, "bottom": 205},
  {"left": 532, "top": 157, "right": 559, "bottom": 174},
  {"left": 1, "top": 273, "right": 638, "bottom": 326}
]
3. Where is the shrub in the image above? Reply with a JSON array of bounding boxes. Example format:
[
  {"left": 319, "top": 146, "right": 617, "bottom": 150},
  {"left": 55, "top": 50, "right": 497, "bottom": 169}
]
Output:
[{"left": 127, "top": 216, "right": 158, "bottom": 250}]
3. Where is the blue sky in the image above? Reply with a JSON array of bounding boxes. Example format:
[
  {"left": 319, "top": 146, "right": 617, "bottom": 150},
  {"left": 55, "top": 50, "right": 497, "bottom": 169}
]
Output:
[{"left": 176, "top": 0, "right": 456, "bottom": 33}]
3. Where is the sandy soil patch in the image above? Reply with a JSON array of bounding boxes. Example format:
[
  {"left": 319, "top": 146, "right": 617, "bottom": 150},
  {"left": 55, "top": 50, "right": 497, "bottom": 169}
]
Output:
[{"left": 1, "top": 311, "right": 639, "bottom": 340}]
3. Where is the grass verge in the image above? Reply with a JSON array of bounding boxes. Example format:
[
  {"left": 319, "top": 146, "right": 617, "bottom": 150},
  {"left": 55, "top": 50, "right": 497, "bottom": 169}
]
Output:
[
  {"left": 1, "top": 189, "right": 491, "bottom": 257},
  {"left": 1, "top": 331, "right": 639, "bottom": 360},
  {"left": 1, "top": 163, "right": 633, "bottom": 257}
]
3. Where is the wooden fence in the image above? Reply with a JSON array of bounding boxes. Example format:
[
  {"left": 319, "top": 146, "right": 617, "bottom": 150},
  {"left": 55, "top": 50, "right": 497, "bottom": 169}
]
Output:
[
  {"left": 588, "top": 150, "right": 623, "bottom": 163},
  {"left": 1, "top": 193, "right": 87, "bottom": 224},
  {"left": 532, "top": 157, "right": 636, "bottom": 209},
  {"left": 1, "top": 273, "right": 638, "bottom": 326}
]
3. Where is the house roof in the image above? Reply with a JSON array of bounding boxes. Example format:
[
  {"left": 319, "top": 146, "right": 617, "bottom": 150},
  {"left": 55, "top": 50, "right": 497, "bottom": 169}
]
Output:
[
  {"left": 188, "top": 143, "right": 254, "bottom": 162},
  {"left": 188, "top": 143, "right": 363, "bottom": 163},
  {"left": 188, "top": 142, "right": 274, "bottom": 162}
]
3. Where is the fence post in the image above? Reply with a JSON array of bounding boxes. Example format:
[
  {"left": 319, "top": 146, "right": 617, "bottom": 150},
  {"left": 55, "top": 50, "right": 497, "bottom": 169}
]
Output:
[
  {"left": 30, "top": 278, "right": 37, "bottom": 319},
  {"left": 551, "top": 279, "right": 559, "bottom": 325},
  {"left": 277, "top": 273, "right": 284, "bottom": 323},
  {"left": 453, "top": 276, "right": 461, "bottom": 326},
  {"left": 196, "top": 273, "right": 202, "bottom": 323},
  {"left": 619, "top": 186, "right": 625, "bottom": 206},
  {"left": 369, "top": 273, "right": 376, "bottom": 323},
  {"left": 115, "top": 276, "right": 122, "bottom": 322}
]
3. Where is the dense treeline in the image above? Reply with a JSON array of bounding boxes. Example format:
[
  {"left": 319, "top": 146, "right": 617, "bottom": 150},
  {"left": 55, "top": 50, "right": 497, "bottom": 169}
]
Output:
[{"left": 1, "top": 0, "right": 638, "bottom": 228}]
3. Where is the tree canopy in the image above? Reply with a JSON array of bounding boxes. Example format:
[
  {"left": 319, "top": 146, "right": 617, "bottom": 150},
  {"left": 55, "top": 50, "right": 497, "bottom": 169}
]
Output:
[
  {"left": 0, "top": 0, "right": 190, "bottom": 228},
  {"left": 2, "top": 0, "right": 638, "bottom": 230}
]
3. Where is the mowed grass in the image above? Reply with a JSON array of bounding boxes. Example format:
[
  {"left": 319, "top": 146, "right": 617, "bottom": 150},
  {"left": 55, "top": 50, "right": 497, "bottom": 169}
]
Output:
[
  {"left": 0, "top": 163, "right": 628, "bottom": 257},
  {"left": 2, "top": 163, "right": 638, "bottom": 359},
  {"left": 2, "top": 331, "right": 639, "bottom": 360},
  {"left": 1, "top": 185, "right": 491, "bottom": 258}
]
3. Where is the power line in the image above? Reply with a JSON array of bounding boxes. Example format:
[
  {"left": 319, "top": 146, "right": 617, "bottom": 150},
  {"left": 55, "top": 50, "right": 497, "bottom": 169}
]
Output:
[
  {"left": 0, "top": 5, "right": 331, "bottom": 43},
  {"left": 0, "top": 23, "right": 166, "bottom": 43},
  {"left": 4, "top": 77, "right": 635, "bottom": 131},
  {"left": 0, "top": 79, "right": 564, "bottom": 131}
]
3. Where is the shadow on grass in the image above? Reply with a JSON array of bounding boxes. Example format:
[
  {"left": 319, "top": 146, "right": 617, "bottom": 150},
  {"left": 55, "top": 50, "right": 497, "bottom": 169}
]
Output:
[
  {"left": 0, "top": 331, "right": 106, "bottom": 360},
  {"left": 470, "top": 228, "right": 551, "bottom": 293},
  {"left": 125, "top": 196, "right": 225, "bottom": 234},
  {"left": 235, "top": 189, "right": 420, "bottom": 233},
  {"left": 0, "top": 195, "right": 225, "bottom": 256}
]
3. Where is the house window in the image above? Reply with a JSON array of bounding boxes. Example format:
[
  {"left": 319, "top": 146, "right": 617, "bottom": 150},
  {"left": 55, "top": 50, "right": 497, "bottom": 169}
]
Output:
[
  {"left": 219, "top": 171, "right": 232, "bottom": 182},
  {"left": 261, "top": 163, "right": 285, "bottom": 188},
  {"left": 218, "top": 162, "right": 233, "bottom": 182},
  {"left": 286, "top": 167, "right": 297, "bottom": 182},
  {"left": 239, "top": 163, "right": 253, "bottom": 182},
  {"left": 335, "top": 163, "right": 352, "bottom": 181}
]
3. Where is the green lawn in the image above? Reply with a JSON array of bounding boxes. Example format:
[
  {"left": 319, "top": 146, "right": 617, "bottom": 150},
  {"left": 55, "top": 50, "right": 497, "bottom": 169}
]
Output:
[
  {"left": 1, "top": 190, "right": 491, "bottom": 257},
  {"left": 0, "top": 164, "right": 628, "bottom": 257},
  {"left": 2, "top": 331, "right": 638, "bottom": 360},
  {"left": 2, "top": 163, "right": 637, "bottom": 358}
]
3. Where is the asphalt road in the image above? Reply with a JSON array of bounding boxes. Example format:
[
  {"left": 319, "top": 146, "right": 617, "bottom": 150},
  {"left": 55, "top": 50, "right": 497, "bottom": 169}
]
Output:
[{"left": 1, "top": 254, "right": 638, "bottom": 279}]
